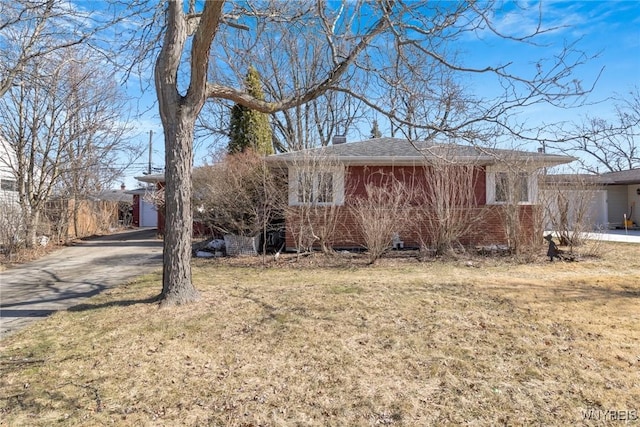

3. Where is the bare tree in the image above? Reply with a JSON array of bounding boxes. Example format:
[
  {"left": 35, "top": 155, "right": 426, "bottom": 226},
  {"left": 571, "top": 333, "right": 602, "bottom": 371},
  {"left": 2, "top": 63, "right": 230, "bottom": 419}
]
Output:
[
  {"left": 547, "top": 87, "right": 640, "bottom": 173},
  {"left": 56, "top": 50, "right": 138, "bottom": 240},
  {"left": 0, "top": 46, "right": 136, "bottom": 247},
  {"left": 198, "top": 75, "right": 367, "bottom": 152},
  {"left": 151, "top": 1, "right": 595, "bottom": 305},
  {"left": 0, "top": 0, "right": 140, "bottom": 97},
  {"left": 268, "top": 94, "right": 365, "bottom": 152}
]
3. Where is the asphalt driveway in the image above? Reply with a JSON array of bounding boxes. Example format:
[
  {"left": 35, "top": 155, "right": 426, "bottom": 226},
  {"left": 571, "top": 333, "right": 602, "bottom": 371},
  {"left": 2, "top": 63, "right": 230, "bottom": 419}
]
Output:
[{"left": 0, "top": 228, "right": 163, "bottom": 338}]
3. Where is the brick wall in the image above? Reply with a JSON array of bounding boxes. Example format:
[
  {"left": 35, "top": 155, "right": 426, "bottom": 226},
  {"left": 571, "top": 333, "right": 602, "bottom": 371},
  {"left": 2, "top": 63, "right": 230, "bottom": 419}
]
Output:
[
  {"left": 345, "top": 165, "right": 486, "bottom": 205},
  {"left": 284, "top": 164, "right": 532, "bottom": 251},
  {"left": 285, "top": 204, "right": 536, "bottom": 251}
]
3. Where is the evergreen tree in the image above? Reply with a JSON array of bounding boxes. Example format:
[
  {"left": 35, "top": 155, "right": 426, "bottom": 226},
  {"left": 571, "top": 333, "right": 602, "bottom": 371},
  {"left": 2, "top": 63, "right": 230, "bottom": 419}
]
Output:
[
  {"left": 228, "top": 103, "right": 247, "bottom": 153},
  {"left": 370, "top": 119, "right": 382, "bottom": 139},
  {"left": 228, "top": 67, "right": 274, "bottom": 155}
]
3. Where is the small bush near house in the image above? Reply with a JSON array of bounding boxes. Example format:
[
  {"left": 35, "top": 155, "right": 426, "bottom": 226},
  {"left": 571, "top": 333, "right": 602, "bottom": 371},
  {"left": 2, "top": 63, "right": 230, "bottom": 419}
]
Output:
[
  {"left": 192, "top": 150, "right": 286, "bottom": 249},
  {"left": 350, "top": 176, "right": 413, "bottom": 264}
]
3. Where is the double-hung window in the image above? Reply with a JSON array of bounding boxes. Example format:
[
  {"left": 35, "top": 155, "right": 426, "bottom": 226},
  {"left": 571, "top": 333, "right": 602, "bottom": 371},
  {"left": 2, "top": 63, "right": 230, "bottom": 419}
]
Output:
[
  {"left": 487, "top": 167, "right": 533, "bottom": 204},
  {"left": 494, "top": 172, "right": 529, "bottom": 203},
  {"left": 290, "top": 167, "right": 344, "bottom": 206},
  {"left": 316, "top": 172, "right": 334, "bottom": 203}
]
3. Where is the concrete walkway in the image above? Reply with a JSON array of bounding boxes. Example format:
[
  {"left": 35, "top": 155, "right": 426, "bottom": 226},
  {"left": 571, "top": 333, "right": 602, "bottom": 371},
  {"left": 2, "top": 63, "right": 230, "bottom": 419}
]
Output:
[
  {"left": 580, "top": 229, "right": 640, "bottom": 243},
  {"left": 0, "top": 228, "right": 163, "bottom": 339},
  {"left": 546, "top": 229, "right": 640, "bottom": 243}
]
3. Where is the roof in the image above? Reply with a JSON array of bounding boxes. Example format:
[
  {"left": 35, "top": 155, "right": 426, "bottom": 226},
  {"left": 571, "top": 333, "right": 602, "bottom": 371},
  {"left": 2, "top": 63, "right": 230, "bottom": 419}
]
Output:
[
  {"left": 600, "top": 168, "right": 640, "bottom": 184},
  {"left": 91, "top": 189, "right": 132, "bottom": 203},
  {"left": 124, "top": 186, "right": 154, "bottom": 195},
  {"left": 541, "top": 174, "right": 608, "bottom": 186},
  {"left": 543, "top": 168, "right": 640, "bottom": 187},
  {"left": 135, "top": 173, "right": 165, "bottom": 184},
  {"left": 267, "top": 137, "right": 574, "bottom": 166}
]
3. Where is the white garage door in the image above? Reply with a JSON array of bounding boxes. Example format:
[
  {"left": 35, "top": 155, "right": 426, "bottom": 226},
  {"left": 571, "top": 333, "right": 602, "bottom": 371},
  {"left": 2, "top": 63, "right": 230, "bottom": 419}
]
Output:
[{"left": 140, "top": 200, "right": 158, "bottom": 227}]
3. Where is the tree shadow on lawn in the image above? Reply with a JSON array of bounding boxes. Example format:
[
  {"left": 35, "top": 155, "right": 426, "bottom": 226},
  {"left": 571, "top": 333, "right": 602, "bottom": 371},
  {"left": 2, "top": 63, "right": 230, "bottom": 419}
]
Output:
[
  {"left": 67, "top": 294, "right": 161, "bottom": 312},
  {"left": 485, "top": 280, "right": 640, "bottom": 304}
]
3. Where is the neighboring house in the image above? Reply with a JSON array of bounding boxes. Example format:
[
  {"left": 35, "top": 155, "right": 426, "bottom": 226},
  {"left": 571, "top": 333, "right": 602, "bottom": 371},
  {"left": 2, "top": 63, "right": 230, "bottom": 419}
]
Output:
[
  {"left": 542, "top": 169, "right": 640, "bottom": 230},
  {"left": 131, "top": 173, "right": 164, "bottom": 229},
  {"left": 0, "top": 137, "right": 19, "bottom": 206},
  {"left": 0, "top": 138, "right": 20, "bottom": 248},
  {"left": 92, "top": 184, "right": 134, "bottom": 227},
  {"left": 600, "top": 169, "right": 640, "bottom": 228},
  {"left": 268, "top": 137, "right": 574, "bottom": 251},
  {"left": 133, "top": 173, "right": 215, "bottom": 236}
]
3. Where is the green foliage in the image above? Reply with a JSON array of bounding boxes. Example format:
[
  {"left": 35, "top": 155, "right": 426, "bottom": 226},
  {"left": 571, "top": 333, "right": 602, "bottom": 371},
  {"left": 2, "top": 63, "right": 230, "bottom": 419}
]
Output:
[{"left": 228, "top": 67, "right": 274, "bottom": 155}]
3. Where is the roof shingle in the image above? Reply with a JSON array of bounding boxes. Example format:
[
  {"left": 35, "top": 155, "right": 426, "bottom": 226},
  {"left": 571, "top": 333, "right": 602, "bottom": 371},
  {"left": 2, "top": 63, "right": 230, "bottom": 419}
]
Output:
[{"left": 269, "top": 138, "right": 573, "bottom": 166}]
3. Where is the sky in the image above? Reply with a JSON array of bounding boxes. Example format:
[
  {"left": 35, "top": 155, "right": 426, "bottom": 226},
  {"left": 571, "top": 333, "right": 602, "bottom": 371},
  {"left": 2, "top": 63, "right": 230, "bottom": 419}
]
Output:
[
  {"left": 117, "top": 0, "right": 640, "bottom": 190},
  {"left": 480, "top": 1, "right": 639, "bottom": 123}
]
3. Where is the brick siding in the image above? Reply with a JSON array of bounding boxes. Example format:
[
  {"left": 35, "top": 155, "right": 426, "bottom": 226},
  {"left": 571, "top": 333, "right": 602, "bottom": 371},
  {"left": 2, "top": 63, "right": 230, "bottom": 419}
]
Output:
[{"left": 284, "top": 204, "right": 536, "bottom": 251}]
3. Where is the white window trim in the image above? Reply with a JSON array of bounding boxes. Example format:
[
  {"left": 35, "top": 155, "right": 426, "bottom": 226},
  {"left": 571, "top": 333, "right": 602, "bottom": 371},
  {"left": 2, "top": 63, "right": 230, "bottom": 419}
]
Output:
[
  {"left": 288, "top": 165, "right": 345, "bottom": 206},
  {"left": 486, "top": 166, "right": 538, "bottom": 205}
]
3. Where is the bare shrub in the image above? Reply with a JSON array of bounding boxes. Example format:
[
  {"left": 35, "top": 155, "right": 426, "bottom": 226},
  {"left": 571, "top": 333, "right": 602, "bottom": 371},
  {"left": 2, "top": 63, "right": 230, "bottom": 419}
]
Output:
[
  {"left": 350, "top": 174, "right": 413, "bottom": 264},
  {"left": 42, "top": 199, "right": 69, "bottom": 244},
  {"left": 541, "top": 174, "right": 601, "bottom": 250},
  {"left": 415, "top": 154, "right": 485, "bottom": 256},
  {"left": 192, "top": 150, "right": 285, "bottom": 249},
  {"left": 285, "top": 151, "right": 343, "bottom": 254},
  {"left": 0, "top": 202, "right": 23, "bottom": 258},
  {"left": 579, "top": 225, "right": 606, "bottom": 258},
  {"left": 94, "top": 201, "right": 119, "bottom": 233},
  {"left": 143, "top": 185, "right": 165, "bottom": 213},
  {"left": 489, "top": 160, "right": 539, "bottom": 258}
]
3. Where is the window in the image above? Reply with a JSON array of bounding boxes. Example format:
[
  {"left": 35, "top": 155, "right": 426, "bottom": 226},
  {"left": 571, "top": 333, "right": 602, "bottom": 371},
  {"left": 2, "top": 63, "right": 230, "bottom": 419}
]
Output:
[
  {"left": 0, "top": 179, "right": 17, "bottom": 192},
  {"left": 494, "top": 172, "right": 529, "bottom": 203},
  {"left": 317, "top": 172, "right": 333, "bottom": 203},
  {"left": 290, "top": 167, "right": 344, "bottom": 206},
  {"left": 297, "top": 172, "right": 314, "bottom": 203},
  {"left": 487, "top": 166, "right": 539, "bottom": 205}
]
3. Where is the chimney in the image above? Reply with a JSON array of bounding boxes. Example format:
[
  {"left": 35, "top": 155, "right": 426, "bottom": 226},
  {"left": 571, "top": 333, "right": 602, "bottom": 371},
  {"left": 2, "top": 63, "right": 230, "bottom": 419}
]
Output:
[
  {"left": 120, "top": 183, "right": 126, "bottom": 190},
  {"left": 332, "top": 135, "right": 346, "bottom": 145}
]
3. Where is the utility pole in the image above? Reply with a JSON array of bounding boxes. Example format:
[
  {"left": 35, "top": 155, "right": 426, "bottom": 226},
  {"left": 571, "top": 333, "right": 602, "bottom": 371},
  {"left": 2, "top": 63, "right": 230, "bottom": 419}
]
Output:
[{"left": 148, "top": 130, "right": 153, "bottom": 175}]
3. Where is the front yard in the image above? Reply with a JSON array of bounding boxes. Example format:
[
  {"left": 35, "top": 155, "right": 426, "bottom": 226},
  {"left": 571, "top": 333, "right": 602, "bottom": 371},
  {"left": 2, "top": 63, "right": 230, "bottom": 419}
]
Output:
[{"left": 1, "top": 243, "right": 639, "bottom": 426}]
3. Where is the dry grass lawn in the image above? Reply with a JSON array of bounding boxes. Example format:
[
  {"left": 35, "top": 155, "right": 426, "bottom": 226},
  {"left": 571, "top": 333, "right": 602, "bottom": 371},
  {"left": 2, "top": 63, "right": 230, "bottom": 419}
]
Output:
[{"left": 1, "top": 242, "right": 639, "bottom": 426}]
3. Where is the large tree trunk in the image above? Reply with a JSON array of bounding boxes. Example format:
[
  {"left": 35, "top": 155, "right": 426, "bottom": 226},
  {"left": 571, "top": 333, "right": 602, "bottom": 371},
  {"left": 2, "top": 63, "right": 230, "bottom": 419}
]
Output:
[
  {"left": 153, "top": 1, "right": 224, "bottom": 306},
  {"left": 24, "top": 209, "right": 40, "bottom": 249},
  {"left": 19, "top": 190, "right": 40, "bottom": 248},
  {"left": 159, "top": 113, "right": 200, "bottom": 305}
]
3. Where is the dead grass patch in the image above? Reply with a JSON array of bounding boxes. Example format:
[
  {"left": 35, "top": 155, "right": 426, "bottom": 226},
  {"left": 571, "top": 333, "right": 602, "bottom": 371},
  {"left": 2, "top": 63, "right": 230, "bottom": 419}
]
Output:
[
  {"left": 1, "top": 243, "right": 639, "bottom": 426},
  {"left": 0, "top": 242, "right": 63, "bottom": 271}
]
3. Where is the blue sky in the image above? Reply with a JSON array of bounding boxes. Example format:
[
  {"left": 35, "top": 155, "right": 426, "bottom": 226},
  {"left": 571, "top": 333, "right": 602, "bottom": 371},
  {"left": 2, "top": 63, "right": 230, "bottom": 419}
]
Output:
[
  {"left": 118, "top": 1, "right": 640, "bottom": 189},
  {"left": 482, "top": 1, "right": 639, "bottom": 123}
]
